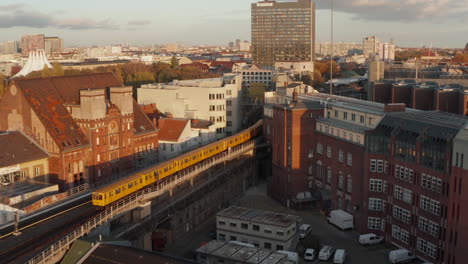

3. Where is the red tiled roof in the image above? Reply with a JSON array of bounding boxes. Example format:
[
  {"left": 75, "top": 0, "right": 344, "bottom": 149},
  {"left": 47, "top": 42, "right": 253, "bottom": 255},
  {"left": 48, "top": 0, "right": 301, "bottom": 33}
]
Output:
[
  {"left": 133, "top": 101, "right": 158, "bottom": 135},
  {"left": 0, "top": 131, "right": 49, "bottom": 168},
  {"left": 157, "top": 119, "right": 189, "bottom": 142},
  {"left": 13, "top": 72, "right": 156, "bottom": 149},
  {"left": 180, "top": 62, "right": 210, "bottom": 71},
  {"left": 210, "top": 61, "right": 235, "bottom": 69}
]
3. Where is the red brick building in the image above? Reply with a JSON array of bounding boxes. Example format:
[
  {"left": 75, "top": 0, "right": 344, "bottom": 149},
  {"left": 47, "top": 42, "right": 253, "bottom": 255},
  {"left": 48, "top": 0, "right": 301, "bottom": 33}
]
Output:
[
  {"left": 0, "top": 73, "right": 158, "bottom": 190},
  {"left": 265, "top": 90, "right": 468, "bottom": 263}
]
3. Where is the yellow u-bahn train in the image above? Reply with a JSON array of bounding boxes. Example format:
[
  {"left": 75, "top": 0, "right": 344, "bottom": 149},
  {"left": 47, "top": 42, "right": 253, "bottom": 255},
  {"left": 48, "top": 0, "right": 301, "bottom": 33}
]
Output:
[{"left": 92, "top": 120, "right": 263, "bottom": 206}]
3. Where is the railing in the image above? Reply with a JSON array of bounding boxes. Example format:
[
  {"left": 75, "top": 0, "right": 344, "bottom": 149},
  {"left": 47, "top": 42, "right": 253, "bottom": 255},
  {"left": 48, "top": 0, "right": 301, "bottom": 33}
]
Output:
[{"left": 27, "top": 141, "right": 255, "bottom": 264}]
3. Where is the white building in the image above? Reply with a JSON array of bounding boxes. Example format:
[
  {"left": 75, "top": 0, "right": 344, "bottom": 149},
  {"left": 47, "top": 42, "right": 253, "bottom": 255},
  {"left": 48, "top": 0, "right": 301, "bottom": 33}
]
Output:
[
  {"left": 157, "top": 118, "right": 216, "bottom": 160},
  {"left": 216, "top": 206, "right": 299, "bottom": 251},
  {"left": 275, "top": 61, "right": 314, "bottom": 77},
  {"left": 138, "top": 75, "right": 242, "bottom": 138},
  {"left": 240, "top": 65, "right": 274, "bottom": 91},
  {"left": 378, "top": 42, "right": 396, "bottom": 62},
  {"left": 363, "top": 36, "right": 380, "bottom": 57}
]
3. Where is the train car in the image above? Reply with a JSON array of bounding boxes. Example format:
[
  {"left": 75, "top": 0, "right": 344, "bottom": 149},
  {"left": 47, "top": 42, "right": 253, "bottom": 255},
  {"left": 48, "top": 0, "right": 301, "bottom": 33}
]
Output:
[{"left": 92, "top": 120, "right": 263, "bottom": 206}]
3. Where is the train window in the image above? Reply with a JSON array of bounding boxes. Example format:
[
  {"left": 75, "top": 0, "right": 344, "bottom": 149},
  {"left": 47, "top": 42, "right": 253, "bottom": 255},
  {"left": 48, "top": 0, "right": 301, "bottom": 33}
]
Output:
[
  {"left": 99, "top": 195, "right": 103, "bottom": 200},
  {"left": 145, "top": 175, "right": 148, "bottom": 181},
  {"left": 135, "top": 180, "right": 138, "bottom": 185},
  {"left": 140, "top": 179, "right": 143, "bottom": 184},
  {"left": 164, "top": 167, "right": 168, "bottom": 172},
  {"left": 153, "top": 172, "right": 158, "bottom": 178},
  {"left": 115, "top": 188, "right": 121, "bottom": 194},
  {"left": 185, "top": 158, "right": 189, "bottom": 163},
  {"left": 128, "top": 182, "right": 133, "bottom": 188}
]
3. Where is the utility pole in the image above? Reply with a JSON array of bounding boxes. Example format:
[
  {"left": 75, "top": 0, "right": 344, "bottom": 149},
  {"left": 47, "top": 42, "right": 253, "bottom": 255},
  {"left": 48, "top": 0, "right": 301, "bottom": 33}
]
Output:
[{"left": 330, "top": 0, "right": 334, "bottom": 95}]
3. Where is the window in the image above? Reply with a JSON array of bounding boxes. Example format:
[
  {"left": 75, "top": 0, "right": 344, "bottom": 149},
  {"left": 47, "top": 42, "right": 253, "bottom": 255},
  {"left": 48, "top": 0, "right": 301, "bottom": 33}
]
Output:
[
  {"left": 97, "top": 154, "right": 101, "bottom": 162},
  {"left": 420, "top": 196, "right": 440, "bottom": 216},
  {"left": 369, "top": 198, "right": 382, "bottom": 211},
  {"left": 218, "top": 233, "right": 226, "bottom": 241},
  {"left": 394, "top": 185, "right": 404, "bottom": 200},
  {"left": 421, "top": 174, "right": 442, "bottom": 193},
  {"left": 226, "top": 100, "right": 232, "bottom": 106},
  {"left": 370, "top": 159, "right": 377, "bottom": 172},
  {"left": 334, "top": 110, "right": 338, "bottom": 117},
  {"left": 351, "top": 113, "right": 356, "bottom": 121},
  {"left": 230, "top": 236, "right": 237, "bottom": 241},
  {"left": 392, "top": 225, "right": 409, "bottom": 244},
  {"left": 230, "top": 222, "right": 237, "bottom": 227},
  {"left": 326, "top": 146, "right": 332, "bottom": 158},
  {"left": 338, "top": 173, "right": 344, "bottom": 189},
  {"left": 368, "top": 217, "right": 381, "bottom": 230},
  {"left": 327, "top": 168, "right": 332, "bottom": 184},
  {"left": 264, "top": 242, "right": 271, "bottom": 249},
  {"left": 276, "top": 245, "right": 284, "bottom": 251},
  {"left": 34, "top": 167, "right": 41, "bottom": 176},
  {"left": 253, "top": 225, "right": 259, "bottom": 231},
  {"left": 226, "top": 121, "right": 232, "bottom": 127},
  {"left": 347, "top": 153, "right": 352, "bottom": 166},
  {"left": 343, "top": 112, "right": 348, "bottom": 120},
  {"left": 418, "top": 217, "right": 439, "bottom": 237},
  {"left": 317, "top": 143, "right": 323, "bottom": 155},
  {"left": 96, "top": 137, "right": 100, "bottom": 145},
  {"left": 403, "top": 189, "right": 412, "bottom": 204},
  {"left": 227, "top": 111, "right": 232, "bottom": 116},
  {"left": 393, "top": 206, "right": 411, "bottom": 224},
  {"left": 346, "top": 175, "right": 352, "bottom": 193},
  {"left": 241, "top": 223, "right": 248, "bottom": 229},
  {"left": 276, "top": 231, "right": 284, "bottom": 236},
  {"left": 369, "top": 179, "right": 383, "bottom": 192},
  {"left": 377, "top": 160, "right": 384, "bottom": 173},
  {"left": 264, "top": 229, "right": 272, "bottom": 234},
  {"left": 360, "top": 115, "right": 365, "bottom": 123},
  {"left": 338, "top": 150, "right": 344, "bottom": 163},
  {"left": 226, "top": 90, "right": 232, "bottom": 96},
  {"left": 417, "top": 238, "right": 437, "bottom": 258}
]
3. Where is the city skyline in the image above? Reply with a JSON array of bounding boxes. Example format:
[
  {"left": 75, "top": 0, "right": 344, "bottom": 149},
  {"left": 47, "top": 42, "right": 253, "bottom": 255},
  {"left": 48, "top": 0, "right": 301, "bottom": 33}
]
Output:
[{"left": 0, "top": 0, "right": 466, "bottom": 48}]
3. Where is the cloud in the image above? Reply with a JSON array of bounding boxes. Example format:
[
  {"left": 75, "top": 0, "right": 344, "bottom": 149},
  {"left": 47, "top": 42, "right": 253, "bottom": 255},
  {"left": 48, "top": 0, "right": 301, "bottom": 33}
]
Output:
[
  {"left": 315, "top": 0, "right": 468, "bottom": 21},
  {"left": 0, "top": 4, "right": 119, "bottom": 30},
  {"left": 128, "top": 19, "right": 151, "bottom": 26},
  {"left": 0, "top": 10, "right": 55, "bottom": 28},
  {"left": 57, "top": 18, "right": 119, "bottom": 30}
]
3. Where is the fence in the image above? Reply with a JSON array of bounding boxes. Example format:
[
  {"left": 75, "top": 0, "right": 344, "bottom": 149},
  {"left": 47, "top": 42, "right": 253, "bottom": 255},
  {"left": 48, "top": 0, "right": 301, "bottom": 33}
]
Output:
[{"left": 27, "top": 141, "right": 255, "bottom": 264}]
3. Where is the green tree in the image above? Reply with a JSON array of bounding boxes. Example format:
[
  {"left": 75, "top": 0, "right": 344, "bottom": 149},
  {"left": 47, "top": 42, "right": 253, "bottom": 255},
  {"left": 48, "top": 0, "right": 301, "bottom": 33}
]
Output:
[
  {"left": 170, "top": 56, "right": 179, "bottom": 69},
  {"left": 52, "top": 62, "right": 64, "bottom": 76},
  {"left": 41, "top": 65, "right": 52, "bottom": 78}
]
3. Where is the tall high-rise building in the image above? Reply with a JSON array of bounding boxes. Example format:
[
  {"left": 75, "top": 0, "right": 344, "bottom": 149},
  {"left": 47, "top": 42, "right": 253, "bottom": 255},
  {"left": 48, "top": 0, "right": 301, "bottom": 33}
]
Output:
[
  {"left": 21, "top": 34, "right": 45, "bottom": 56},
  {"left": 44, "top": 37, "right": 64, "bottom": 55},
  {"left": 363, "top": 36, "right": 380, "bottom": 57},
  {"left": 251, "top": 0, "right": 316, "bottom": 67}
]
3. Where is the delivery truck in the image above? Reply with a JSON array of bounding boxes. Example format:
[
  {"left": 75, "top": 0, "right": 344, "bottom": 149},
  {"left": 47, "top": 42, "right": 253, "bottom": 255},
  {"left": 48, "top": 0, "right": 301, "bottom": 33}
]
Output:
[{"left": 327, "top": 209, "right": 353, "bottom": 230}]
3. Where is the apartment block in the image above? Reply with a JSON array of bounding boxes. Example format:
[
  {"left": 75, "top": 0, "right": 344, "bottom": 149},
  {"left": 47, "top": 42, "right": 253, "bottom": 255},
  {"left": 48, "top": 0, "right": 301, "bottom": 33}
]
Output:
[{"left": 252, "top": 0, "right": 315, "bottom": 67}]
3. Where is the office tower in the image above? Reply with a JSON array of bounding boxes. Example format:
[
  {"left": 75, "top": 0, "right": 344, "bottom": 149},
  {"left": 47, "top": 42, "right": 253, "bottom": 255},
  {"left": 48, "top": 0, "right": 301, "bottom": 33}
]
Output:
[
  {"left": 44, "top": 37, "right": 64, "bottom": 55},
  {"left": 21, "top": 34, "right": 45, "bottom": 56},
  {"left": 363, "top": 36, "right": 380, "bottom": 57},
  {"left": 251, "top": 0, "right": 316, "bottom": 67},
  {"left": 235, "top": 39, "right": 241, "bottom": 49}
]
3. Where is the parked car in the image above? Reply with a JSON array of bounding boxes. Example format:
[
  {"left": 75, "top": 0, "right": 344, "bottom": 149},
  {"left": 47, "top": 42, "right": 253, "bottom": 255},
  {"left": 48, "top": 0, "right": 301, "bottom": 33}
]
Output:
[
  {"left": 388, "top": 249, "right": 416, "bottom": 264},
  {"left": 333, "top": 249, "right": 346, "bottom": 264},
  {"left": 318, "top": 246, "right": 335, "bottom": 261},
  {"left": 358, "top": 233, "right": 384, "bottom": 245},
  {"left": 304, "top": 248, "right": 316, "bottom": 261},
  {"left": 299, "top": 224, "right": 312, "bottom": 239}
]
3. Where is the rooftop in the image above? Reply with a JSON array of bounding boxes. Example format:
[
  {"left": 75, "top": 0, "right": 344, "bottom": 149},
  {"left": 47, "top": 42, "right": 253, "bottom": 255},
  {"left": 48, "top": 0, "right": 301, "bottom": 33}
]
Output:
[
  {"left": 317, "top": 118, "right": 368, "bottom": 134},
  {"left": 157, "top": 118, "right": 189, "bottom": 142},
  {"left": 0, "top": 131, "right": 49, "bottom": 168},
  {"left": 217, "top": 206, "right": 298, "bottom": 227}
]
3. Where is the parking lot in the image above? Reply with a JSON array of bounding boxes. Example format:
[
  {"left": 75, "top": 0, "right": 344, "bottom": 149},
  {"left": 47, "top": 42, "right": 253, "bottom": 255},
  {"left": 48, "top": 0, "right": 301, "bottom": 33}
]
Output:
[{"left": 166, "top": 182, "right": 422, "bottom": 264}]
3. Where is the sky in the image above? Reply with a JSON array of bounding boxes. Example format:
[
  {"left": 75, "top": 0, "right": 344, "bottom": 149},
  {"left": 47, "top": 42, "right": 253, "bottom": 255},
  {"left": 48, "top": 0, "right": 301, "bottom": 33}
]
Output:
[{"left": 0, "top": 0, "right": 467, "bottom": 48}]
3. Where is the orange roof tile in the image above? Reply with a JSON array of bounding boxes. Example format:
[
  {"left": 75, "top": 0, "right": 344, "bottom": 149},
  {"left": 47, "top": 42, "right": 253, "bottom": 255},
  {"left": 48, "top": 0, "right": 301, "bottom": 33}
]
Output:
[{"left": 157, "top": 119, "right": 189, "bottom": 142}]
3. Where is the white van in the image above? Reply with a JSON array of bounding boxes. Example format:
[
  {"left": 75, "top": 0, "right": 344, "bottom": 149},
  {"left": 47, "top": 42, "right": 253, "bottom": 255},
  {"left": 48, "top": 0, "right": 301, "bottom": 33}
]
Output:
[
  {"left": 277, "top": 250, "right": 299, "bottom": 264},
  {"left": 388, "top": 249, "right": 416, "bottom": 264},
  {"left": 304, "top": 248, "right": 316, "bottom": 261},
  {"left": 299, "top": 224, "right": 312, "bottom": 239},
  {"left": 358, "top": 233, "right": 384, "bottom": 245},
  {"left": 333, "top": 249, "right": 346, "bottom": 264}
]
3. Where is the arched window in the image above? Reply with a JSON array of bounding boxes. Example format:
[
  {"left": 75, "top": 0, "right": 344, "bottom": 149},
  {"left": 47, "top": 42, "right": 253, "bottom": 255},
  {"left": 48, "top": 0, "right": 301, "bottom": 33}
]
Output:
[
  {"left": 338, "top": 172, "right": 344, "bottom": 189},
  {"left": 347, "top": 175, "right": 352, "bottom": 193}
]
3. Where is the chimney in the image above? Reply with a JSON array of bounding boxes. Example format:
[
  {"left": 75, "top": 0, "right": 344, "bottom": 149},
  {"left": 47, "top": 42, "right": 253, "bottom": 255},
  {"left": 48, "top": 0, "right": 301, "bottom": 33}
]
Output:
[
  {"left": 292, "top": 89, "right": 298, "bottom": 104},
  {"left": 384, "top": 103, "right": 406, "bottom": 113}
]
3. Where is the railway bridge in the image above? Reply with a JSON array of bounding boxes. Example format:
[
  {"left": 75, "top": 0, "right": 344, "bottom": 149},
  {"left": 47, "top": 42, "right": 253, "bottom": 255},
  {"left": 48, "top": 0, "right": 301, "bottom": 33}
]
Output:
[{"left": 0, "top": 124, "right": 269, "bottom": 264}]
